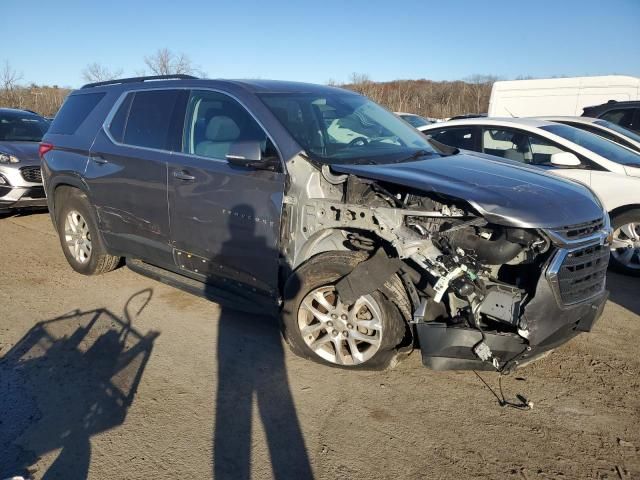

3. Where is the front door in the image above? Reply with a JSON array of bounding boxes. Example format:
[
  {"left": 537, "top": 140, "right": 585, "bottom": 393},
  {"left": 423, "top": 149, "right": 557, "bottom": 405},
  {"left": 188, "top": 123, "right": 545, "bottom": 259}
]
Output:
[{"left": 168, "top": 89, "right": 286, "bottom": 300}]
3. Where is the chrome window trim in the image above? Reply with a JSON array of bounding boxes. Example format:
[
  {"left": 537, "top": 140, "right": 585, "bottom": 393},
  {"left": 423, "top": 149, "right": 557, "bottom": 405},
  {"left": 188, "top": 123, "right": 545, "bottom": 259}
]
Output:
[{"left": 101, "top": 86, "right": 285, "bottom": 170}]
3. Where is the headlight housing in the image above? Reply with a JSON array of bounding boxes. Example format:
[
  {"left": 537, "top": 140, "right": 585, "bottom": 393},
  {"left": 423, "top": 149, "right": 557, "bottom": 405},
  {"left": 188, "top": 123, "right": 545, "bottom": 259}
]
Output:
[{"left": 0, "top": 152, "right": 19, "bottom": 164}]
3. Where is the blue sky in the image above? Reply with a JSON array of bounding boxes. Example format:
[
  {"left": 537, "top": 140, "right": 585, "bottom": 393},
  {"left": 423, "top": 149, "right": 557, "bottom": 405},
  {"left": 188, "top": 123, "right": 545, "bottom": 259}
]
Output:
[{"left": 3, "top": 0, "right": 639, "bottom": 88}]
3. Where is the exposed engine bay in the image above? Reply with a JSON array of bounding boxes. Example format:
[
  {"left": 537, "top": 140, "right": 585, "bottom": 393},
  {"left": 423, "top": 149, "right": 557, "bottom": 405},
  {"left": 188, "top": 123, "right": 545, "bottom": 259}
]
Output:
[{"left": 285, "top": 165, "right": 609, "bottom": 372}]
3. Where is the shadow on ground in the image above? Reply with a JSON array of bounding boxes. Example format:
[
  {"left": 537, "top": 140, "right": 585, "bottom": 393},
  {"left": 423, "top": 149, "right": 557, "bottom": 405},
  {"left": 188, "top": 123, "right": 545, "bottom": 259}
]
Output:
[
  {"left": 211, "top": 204, "right": 314, "bottom": 479},
  {"left": 607, "top": 271, "right": 640, "bottom": 315},
  {"left": 0, "top": 289, "right": 159, "bottom": 480}
]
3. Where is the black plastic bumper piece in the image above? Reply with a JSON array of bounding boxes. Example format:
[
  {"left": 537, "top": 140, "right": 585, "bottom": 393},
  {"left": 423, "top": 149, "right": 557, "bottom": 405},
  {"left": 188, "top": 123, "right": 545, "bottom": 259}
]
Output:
[{"left": 416, "top": 289, "right": 608, "bottom": 371}]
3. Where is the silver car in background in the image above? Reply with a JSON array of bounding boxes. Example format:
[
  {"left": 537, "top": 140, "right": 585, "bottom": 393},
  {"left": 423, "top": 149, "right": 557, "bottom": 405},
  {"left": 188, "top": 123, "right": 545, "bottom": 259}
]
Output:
[{"left": 0, "top": 108, "right": 49, "bottom": 212}]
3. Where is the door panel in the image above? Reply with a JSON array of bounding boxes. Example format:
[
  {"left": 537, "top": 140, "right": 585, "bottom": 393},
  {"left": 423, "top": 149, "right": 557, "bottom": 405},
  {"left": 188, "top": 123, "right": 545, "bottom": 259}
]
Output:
[
  {"left": 168, "top": 90, "right": 286, "bottom": 298},
  {"left": 86, "top": 89, "right": 187, "bottom": 264}
]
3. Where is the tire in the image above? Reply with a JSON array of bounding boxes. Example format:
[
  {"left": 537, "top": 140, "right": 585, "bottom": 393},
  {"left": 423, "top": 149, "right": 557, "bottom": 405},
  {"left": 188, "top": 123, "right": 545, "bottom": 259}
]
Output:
[
  {"left": 609, "top": 209, "right": 640, "bottom": 277},
  {"left": 54, "top": 187, "right": 121, "bottom": 275},
  {"left": 281, "top": 251, "right": 409, "bottom": 370}
]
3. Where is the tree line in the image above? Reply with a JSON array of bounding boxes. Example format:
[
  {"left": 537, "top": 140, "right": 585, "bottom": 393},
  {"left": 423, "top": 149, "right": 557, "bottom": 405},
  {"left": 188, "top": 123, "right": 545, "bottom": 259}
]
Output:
[{"left": 1, "top": 52, "right": 496, "bottom": 119}]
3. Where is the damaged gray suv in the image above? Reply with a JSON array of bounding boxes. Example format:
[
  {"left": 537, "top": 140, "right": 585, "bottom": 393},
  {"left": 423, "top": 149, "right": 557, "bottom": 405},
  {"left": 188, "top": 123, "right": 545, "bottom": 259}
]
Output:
[{"left": 42, "top": 76, "right": 611, "bottom": 371}]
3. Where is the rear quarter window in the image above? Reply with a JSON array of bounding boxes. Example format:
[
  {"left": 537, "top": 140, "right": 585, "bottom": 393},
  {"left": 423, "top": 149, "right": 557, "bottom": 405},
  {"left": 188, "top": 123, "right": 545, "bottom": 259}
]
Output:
[{"left": 48, "top": 92, "right": 105, "bottom": 135}]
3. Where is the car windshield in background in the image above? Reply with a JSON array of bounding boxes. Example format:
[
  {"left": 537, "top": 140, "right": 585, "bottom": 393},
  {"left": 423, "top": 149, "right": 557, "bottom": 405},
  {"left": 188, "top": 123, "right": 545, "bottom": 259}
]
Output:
[
  {"left": 541, "top": 123, "right": 640, "bottom": 166},
  {"left": 401, "top": 114, "right": 431, "bottom": 128},
  {"left": 259, "top": 92, "right": 438, "bottom": 164},
  {"left": 0, "top": 111, "right": 50, "bottom": 142},
  {"left": 594, "top": 119, "right": 640, "bottom": 144}
]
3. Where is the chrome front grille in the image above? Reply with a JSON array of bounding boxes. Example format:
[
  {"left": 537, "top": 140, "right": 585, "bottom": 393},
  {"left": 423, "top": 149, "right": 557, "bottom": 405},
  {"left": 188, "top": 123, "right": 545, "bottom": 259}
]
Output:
[
  {"left": 553, "top": 218, "right": 605, "bottom": 242},
  {"left": 20, "top": 166, "right": 42, "bottom": 184},
  {"left": 554, "top": 243, "right": 609, "bottom": 305}
]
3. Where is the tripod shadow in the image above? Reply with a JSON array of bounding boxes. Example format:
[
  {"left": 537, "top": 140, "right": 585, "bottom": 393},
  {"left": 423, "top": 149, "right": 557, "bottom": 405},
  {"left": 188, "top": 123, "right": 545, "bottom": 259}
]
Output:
[
  {"left": 211, "top": 204, "right": 313, "bottom": 479},
  {"left": 0, "top": 289, "right": 159, "bottom": 479}
]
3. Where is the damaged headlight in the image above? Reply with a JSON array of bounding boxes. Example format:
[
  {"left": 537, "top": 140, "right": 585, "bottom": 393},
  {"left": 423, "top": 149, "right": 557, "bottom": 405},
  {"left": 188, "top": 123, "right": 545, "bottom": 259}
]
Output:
[{"left": 0, "top": 152, "right": 20, "bottom": 164}]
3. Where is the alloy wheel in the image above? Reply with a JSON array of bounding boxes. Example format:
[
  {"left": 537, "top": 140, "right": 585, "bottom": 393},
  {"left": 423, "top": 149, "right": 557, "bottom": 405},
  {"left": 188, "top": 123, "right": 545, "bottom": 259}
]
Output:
[
  {"left": 611, "top": 221, "right": 640, "bottom": 271},
  {"left": 64, "top": 210, "right": 92, "bottom": 264},
  {"left": 297, "top": 286, "right": 383, "bottom": 366}
]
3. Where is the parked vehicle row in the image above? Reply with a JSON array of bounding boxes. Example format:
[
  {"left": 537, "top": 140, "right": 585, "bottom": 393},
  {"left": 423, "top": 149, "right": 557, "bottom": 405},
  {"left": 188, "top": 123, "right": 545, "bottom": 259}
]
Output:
[{"left": 36, "top": 75, "right": 613, "bottom": 373}]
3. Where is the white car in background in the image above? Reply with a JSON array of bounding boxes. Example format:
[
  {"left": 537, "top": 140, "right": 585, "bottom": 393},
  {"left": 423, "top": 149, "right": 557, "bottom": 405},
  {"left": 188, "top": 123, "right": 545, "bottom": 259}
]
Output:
[
  {"left": 538, "top": 116, "right": 640, "bottom": 154},
  {"left": 395, "top": 112, "right": 434, "bottom": 128},
  {"left": 419, "top": 118, "right": 640, "bottom": 276}
]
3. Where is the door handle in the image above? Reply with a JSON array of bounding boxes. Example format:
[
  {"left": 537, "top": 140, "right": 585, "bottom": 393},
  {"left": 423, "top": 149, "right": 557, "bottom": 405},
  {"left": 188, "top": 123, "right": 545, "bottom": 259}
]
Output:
[
  {"left": 173, "top": 170, "right": 196, "bottom": 181},
  {"left": 91, "top": 155, "right": 108, "bottom": 164}
]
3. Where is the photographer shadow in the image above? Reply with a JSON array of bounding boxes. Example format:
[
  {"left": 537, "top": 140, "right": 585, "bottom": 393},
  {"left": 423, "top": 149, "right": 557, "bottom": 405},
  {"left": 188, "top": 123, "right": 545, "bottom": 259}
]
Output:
[{"left": 211, "top": 204, "right": 313, "bottom": 479}]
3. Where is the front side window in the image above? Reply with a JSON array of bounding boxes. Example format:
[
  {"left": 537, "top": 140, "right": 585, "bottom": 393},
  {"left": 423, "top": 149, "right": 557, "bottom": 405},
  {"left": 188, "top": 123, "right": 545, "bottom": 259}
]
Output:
[
  {"left": 0, "top": 111, "right": 50, "bottom": 142},
  {"left": 259, "top": 92, "right": 439, "bottom": 165},
  {"left": 109, "top": 90, "right": 187, "bottom": 150},
  {"left": 541, "top": 123, "right": 640, "bottom": 166},
  {"left": 482, "top": 128, "right": 565, "bottom": 165},
  {"left": 182, "top": 90, "right": 279, "bottom": 161},
  {"left": 428, "top": 127, "right": 477, "bottom": 151}
]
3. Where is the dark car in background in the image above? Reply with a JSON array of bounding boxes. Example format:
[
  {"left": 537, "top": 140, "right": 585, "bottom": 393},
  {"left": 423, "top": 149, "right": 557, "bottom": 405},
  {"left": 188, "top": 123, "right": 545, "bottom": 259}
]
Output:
[
  {"left": 0, "top": 108, "right": 50, "bottom": 212},
  {"left": 41, "top": 75, "right": 610, "bottom": 372},
  {"left": 582, "top": 100, "right": 640, "bottom": 133}
]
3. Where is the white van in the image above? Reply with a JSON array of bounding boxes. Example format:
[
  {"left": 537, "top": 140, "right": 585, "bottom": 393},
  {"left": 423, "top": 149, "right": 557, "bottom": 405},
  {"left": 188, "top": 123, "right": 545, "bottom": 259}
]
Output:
[{"left": 488, "top": 75, "right": 640, "bottom": 117}]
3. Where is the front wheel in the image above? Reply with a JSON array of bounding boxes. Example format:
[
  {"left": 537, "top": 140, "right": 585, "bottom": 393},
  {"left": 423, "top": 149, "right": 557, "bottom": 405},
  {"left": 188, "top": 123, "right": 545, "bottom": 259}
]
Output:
[
  {"left": 610, "top": 210, "right": 640, "bottom": 277},
  {"left": 281, "top": 251, "right": 409, "bottom": 369}
]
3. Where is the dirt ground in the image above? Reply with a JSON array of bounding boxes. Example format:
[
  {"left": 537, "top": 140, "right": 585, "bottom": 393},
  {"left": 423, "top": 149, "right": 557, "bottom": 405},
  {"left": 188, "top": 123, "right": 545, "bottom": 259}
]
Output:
[{"left": 1, "top": 211, "right": 639, "bottom": 480}]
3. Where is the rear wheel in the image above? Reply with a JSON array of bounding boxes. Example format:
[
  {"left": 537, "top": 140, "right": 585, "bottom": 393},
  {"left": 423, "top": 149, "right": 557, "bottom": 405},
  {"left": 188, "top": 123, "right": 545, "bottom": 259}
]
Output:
[
  {"left": 610, "top": 210, "right": 640, "bottom": 277},
  {"left": 282, "top": 251, "right": 409, "bottom": 369},
  {"left": 55, "top": 188, "right": 121, "bottom": 275}
]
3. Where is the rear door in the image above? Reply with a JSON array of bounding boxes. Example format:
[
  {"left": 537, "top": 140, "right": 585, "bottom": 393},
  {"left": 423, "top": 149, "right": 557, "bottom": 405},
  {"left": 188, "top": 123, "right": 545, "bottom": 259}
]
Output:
[
  {"left": 87, "top": 88, "right": 188, "bottom": 264},
  {"left": 167, "top": 89, "right": 286, "bottom": 300}
]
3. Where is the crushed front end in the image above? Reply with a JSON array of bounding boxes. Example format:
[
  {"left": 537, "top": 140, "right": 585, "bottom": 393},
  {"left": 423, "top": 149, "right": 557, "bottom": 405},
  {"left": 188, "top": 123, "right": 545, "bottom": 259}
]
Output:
[
  {"left": 289, "top": 168, "right": 612, "bottom": 372},
  {"left": 414, "top": 216, "right": 611, "bottom": 372}
]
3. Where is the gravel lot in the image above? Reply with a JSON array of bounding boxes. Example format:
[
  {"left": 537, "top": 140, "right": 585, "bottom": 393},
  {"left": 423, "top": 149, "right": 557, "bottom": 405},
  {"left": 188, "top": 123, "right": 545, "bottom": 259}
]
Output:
[{"left": 1, "top": 211, "right": 639, "bottom": 480}]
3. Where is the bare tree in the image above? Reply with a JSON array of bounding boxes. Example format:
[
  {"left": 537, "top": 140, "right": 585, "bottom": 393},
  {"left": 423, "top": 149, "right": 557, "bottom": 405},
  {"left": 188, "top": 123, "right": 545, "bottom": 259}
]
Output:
[
  {"left": 143, "top": 48, "right": 198, "bottom": 76},
  {"left": 82, "top": 63, "right": 124, "bottom": 83}
]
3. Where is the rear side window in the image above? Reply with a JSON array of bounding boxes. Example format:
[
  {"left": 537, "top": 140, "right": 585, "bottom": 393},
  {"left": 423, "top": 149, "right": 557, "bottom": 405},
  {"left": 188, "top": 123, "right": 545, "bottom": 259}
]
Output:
[
  {"left": 599, "top": 108, "right": 635, "bottom": 130},
  {"left": 49, "top": 92, "right": 105, "bottom": 135},
  {"left": 428, "top": 127, "right": 477, "bottom": 151},
  {"left": 109, "top": 90, "right": 187, "bottom": 150}
]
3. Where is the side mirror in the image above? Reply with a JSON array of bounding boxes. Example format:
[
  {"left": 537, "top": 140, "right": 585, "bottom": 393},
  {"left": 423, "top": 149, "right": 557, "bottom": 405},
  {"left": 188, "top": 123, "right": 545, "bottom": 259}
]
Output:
[
  {"left": 225, "top": 141, "right": 263, "bottom": 166},
  {"left": 550, "top": 152, "right": 581, "bottom": 167}
]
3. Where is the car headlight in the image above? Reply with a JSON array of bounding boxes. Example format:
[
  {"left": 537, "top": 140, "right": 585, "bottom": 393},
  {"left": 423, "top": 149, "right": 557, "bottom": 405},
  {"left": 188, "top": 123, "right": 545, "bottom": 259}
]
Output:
[{"left": 0, "top": 152, "right": 19, "bottom": 164}]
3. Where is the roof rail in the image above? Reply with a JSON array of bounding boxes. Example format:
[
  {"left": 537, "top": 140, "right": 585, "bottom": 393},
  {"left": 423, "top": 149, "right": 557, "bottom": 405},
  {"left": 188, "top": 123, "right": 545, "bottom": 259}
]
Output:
[{"left": 81, "top": 74, "right": 199, "bottom": 89}]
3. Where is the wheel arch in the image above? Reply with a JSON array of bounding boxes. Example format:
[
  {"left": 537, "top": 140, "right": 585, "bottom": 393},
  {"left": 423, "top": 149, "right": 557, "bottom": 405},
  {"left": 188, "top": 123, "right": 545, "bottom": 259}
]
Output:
[
  {"left": 48, "top": 175, "right": 92, "bottom": 222},
  {"left": 609, "top": 204, "right": 640, "bottom": 219}
]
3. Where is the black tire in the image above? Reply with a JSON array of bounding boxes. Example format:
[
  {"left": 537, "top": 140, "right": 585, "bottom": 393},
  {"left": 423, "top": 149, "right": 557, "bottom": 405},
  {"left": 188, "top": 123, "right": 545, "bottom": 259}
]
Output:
[
  {"left": 609, "top": 209, "right": 640, "bottom": 277},
  {"left": 54, "top": 187, "right": 121, "bottom": 275},
  {"left": 281, "top": 251, "right": 410, "bottom": 370}
]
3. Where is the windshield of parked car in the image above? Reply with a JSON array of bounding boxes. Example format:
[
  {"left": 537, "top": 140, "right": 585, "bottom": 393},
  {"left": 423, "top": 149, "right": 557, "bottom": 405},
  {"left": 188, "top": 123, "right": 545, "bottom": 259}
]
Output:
[
  {"left": 0, "top": 111, "right": 49, "bottom": 142},
  {"left": 259, "top": 92, "right": 439, "bottom": 164},
  {"left": 541, "top": 123, "right": 640, "bottom": 166},
  {"left": 594, "top": 119, "right": 640, "bottom": 144},
  {"left": 400, "top": 114, "right": 432, "bottom": 128}
]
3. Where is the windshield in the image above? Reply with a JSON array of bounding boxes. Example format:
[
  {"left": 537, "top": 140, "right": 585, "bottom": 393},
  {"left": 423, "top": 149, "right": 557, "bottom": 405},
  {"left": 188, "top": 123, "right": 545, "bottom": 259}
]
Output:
[
  {"left": 541, "top": 123, "right": 640, "bottom": 167},
  {"left": 259, "top": 92, "right": 438, "bottom": 164},
  {"left": 0, "top": 111, "right": 49, "bottom": 142},
  {"left": 594, "top": 119, "right": 640, "bottom": 144},
  {"left": 401, "top": 114, "right": 431, "bottom": 128}
]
